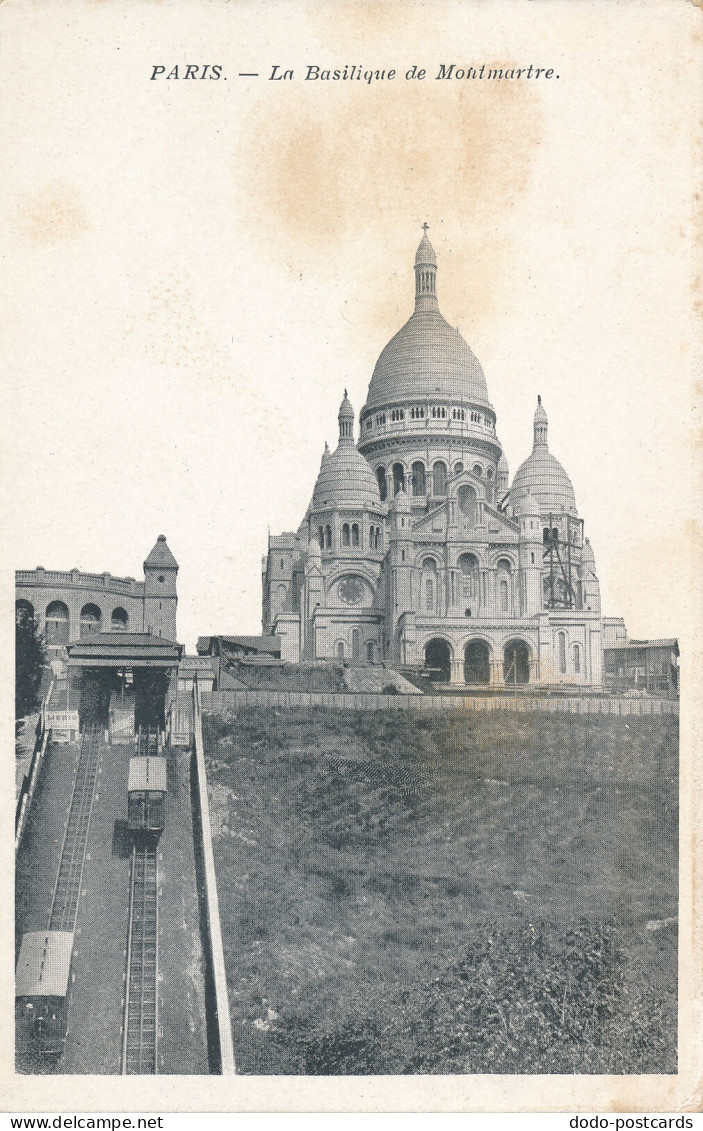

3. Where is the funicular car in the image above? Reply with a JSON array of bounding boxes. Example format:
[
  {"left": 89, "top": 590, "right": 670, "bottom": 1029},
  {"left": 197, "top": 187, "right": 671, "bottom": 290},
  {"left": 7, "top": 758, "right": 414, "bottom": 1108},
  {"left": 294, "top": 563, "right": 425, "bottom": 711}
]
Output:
[
  {"left": 16, "top": 931, "right": 73, "bottom": 1058},
  {"left": 127, "top": 756, "right": 167, "bottom": 834}
]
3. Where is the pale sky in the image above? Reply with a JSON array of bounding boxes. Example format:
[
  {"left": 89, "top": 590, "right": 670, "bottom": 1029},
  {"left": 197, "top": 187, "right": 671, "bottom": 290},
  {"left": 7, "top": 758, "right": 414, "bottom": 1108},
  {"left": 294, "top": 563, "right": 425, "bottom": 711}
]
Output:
[{"left": 2, "top": 0, "right": 700, "bottom": 654}]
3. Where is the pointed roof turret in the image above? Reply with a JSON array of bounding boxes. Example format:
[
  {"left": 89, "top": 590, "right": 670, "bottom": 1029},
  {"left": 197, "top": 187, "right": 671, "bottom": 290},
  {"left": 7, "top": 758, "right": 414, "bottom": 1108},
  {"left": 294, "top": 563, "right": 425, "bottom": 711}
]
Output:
[{"left": 144, "top": 534, "right": 178, "bottom": 571}]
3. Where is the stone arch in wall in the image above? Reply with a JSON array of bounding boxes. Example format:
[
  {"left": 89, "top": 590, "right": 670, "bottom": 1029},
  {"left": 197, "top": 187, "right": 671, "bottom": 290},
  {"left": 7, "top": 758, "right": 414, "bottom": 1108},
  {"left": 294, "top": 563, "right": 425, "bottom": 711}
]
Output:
[
  {"left": 111, "top": 607, "right": 128, "bottom": 631},
  {"left": 424, "top": 637, "right": 452, "bottom": 683},
  {"left": 46, "top": 600, "right": 69, "bottom": 646},
  {"left": 80, "top": 603, "right": 102, "bottom": 638},
  {"left": 464, "top": 639, "right": 491, "bottom": 684},
  {"left": 503, "top": 639, "right": 530, "bottom": 685},
  {"left": 376, "top": 466, "right": 387, "bottom": 501},
  {"left": 411, "top": 461, "right": 426, "bottom": 496},
  {"left": 433, "top": 460, "right": 447, "bottom": 496}
]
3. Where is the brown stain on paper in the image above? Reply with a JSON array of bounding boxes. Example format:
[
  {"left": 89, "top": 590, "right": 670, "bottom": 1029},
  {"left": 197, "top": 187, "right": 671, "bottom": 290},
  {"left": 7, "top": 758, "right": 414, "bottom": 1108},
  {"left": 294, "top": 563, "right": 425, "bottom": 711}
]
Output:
[
  {"left": 18, "top": 180, "right": 90, "bottom": 246},
  {"left": 237, "top": 63, "right": 543, "bottom": 336}
]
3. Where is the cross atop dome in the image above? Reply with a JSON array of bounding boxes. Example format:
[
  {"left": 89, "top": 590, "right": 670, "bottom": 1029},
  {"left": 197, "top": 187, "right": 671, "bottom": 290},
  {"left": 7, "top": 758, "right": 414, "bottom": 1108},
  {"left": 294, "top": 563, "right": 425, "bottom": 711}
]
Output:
[{"left": 422, "top": 221, "right": 429, "bottom": 234}]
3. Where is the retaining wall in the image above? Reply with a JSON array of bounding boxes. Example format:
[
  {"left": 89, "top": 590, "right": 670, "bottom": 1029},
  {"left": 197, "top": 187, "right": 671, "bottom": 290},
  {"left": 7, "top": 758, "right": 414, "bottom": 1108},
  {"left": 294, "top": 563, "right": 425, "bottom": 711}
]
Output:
[
  {"left": 202, "top": 689, "right": 678, "bottom": 716},
  {"left": 190, "top": 681, "right": 236, "bottom": 1074}
]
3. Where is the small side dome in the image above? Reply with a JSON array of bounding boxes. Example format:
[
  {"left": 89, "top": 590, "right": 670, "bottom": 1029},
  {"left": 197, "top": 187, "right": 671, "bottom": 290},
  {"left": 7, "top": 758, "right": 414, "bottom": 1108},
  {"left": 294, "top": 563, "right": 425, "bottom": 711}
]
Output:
[
  {"left": 510, "top": 398, "right": 578, "bottom": 516},
  {"left": 312, "top": 392, "right": 382, "bottom": 511}
]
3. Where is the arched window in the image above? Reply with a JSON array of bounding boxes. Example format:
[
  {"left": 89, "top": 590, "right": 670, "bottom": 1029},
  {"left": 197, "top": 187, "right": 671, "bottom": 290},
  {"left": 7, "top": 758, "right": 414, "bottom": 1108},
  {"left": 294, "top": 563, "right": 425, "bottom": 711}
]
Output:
[
  {"left": 422, "top": 558, "right": 437, "bottom": 612},
  {"left": 351, "top": 523, "right": 360, "bottom": 547},
  {"left": 336, "top": 641, "right": 345, "bottom": 660},
  {"left": 45, "top": 600, "right": 69, "bottom": 645},
  {"left": 433, "top": 461, "right": 447, "bottom": 495},
  {"left": 366, "top": 641, "right": 375, "bottom": 662},
  {"left": 472, "top": 463, "right": 483, "bottom": 477},
  {"left": 325, "top": 525, "right": 332, "bottom": 549},
  {"left": 393, "top": 463, "right": 405, "bottom": 495},
  {"left": 458, "top": 553, "right": 479, "bottom": 607},
  {"left": 111, "top": 607, "right": 128, "bottom": 631},
  {"left": 80, "top": 603, "right": 101, "bottom": 638},
  {"left": 376, "top": 466, "right": 387, "bottom": 501},
  {"left": 573, "top": 642, "right": 581, "bottom": 674},
  {"left": 351, "top": 629, "right": 360, "bottom": 662},
  {"left": 454, "top": 462, "right": 464, "bottom": 475},
  {"left": 318, "top": 525, "right": 324, "bottom": 549},
  {"left": 497, "top": 558, "right": 512, "bottom": 615},
  {"left": 457, "top": 484, "right": 477, "bottom": 524},
  {"left": 342, "top": 523, "right": 350, "bottom": 547},
  {"left": 411, "top": 461, "right": 426, "bottom": 496},
  {"left": 557, "top": 631, "right": 567, "bottom": 675}
]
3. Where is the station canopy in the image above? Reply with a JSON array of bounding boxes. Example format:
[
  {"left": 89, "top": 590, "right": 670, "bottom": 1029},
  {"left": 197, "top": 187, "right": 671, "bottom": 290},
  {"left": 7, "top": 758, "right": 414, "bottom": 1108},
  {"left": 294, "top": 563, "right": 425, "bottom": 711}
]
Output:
[{"left": 65, "top": 632, "right": 183, "bottom": 669}]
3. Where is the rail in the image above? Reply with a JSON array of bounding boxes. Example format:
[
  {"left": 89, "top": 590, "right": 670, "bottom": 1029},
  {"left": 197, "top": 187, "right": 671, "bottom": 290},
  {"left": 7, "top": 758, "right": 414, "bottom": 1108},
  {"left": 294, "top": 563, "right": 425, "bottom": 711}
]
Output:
[
  {"left": 48, "top": 724, "right": 102, "bottom": 932},
  {"left": 122, "top": 841, "right": 159, "bottom": 1074}
]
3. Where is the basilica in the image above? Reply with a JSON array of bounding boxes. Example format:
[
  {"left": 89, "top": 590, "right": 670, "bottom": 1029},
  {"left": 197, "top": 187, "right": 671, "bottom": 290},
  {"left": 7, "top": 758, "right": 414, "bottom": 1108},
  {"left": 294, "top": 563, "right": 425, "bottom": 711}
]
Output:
[{"left": 262, "top": 230, "right": 610, "bottom": 687}]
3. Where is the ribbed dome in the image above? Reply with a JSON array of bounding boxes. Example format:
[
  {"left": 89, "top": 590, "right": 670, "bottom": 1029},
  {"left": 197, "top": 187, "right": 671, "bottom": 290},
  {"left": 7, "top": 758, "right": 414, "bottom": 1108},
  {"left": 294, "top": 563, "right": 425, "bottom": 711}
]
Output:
[
  {"left": 312, "top": 446, "right": 381, "bottom": 510},
  {"left": 510, "top": 448, "right": 577, "bottom": 516},
  {"left": 510, "top": 397, "right": 578, "bottom": 517},
  {"left": 366, "top": 309, "right": 491, "bottom": 409},
  {"left": 312, "top": 394, "right": 381, "bottom": 510}
]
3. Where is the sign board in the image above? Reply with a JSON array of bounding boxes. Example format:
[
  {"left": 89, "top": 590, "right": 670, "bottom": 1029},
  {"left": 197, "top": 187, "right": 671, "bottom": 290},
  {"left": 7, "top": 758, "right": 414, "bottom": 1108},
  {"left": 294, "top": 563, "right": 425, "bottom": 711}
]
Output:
[
  {"left": 47, "top": 711, "right": 79, "bottom": 744},
  {"left": 46, "top": 711, "right": 79, "bottom": 730}
]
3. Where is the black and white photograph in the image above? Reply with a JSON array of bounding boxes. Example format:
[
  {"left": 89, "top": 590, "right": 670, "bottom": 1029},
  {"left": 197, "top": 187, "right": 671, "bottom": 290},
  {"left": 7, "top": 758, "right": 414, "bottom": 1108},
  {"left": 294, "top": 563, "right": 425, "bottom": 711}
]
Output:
[{"left": 3, "top": 0, "right": 701, "bottom": 1114}]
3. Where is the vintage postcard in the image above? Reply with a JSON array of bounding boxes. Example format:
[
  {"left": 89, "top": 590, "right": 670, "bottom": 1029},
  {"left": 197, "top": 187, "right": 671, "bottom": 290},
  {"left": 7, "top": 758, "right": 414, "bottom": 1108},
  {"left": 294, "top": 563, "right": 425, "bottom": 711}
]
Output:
[{"left": 2, "top": 0, "right": 701, "bottom": 1115}]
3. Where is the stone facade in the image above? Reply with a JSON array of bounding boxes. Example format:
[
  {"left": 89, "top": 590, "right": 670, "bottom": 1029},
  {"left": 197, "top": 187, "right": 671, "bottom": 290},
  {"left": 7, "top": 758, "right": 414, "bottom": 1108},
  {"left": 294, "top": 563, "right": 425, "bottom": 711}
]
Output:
[
  {"left": 262, "top": 232, "right": 612, "bottom": 688},
  {"left": 16, "top": 535, "right": 178, "bottom": 657}
]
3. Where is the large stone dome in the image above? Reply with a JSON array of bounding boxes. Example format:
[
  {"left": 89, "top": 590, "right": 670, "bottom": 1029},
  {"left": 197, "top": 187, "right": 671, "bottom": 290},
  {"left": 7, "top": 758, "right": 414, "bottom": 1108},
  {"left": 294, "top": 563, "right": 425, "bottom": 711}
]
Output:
[
  {"left": 363, "top": 232, "right": 492, "bottom": 413},
  {"left": 312, "top": 394, "right": 381, "bottom": 510},
  {"left": 366, "top": 309, "right": 491, "bottom": 409}
]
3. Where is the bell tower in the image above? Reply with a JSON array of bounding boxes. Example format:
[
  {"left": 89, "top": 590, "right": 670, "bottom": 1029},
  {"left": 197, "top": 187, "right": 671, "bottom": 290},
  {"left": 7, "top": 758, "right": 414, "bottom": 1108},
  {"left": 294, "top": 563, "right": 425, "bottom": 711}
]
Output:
[{"left": 143, "top": 535, "right": 179, "bottom": 640}]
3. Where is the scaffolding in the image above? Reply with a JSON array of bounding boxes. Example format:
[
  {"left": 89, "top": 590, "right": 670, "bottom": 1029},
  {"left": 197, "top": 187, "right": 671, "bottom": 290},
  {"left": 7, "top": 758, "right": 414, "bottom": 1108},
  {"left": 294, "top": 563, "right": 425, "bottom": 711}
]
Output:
[{"left": 543, "top": 513, "right": 584, "bottom": 609}]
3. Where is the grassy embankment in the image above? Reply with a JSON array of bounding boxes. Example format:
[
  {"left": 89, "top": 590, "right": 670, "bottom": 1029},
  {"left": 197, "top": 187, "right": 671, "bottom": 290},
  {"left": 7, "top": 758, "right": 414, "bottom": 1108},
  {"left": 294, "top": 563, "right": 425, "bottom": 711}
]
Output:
[{"left": 203, "top": 706, "right": 678, "bottom": 1074}]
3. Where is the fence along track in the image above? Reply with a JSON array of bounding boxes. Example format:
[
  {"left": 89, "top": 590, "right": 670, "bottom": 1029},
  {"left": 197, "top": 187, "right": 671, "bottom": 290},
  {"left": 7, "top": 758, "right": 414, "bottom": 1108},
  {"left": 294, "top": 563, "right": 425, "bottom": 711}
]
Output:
[
  {"left": 48, "top": 724, "right": 102, "bottom": 933},
  {"left": 122, "top": 841, "right": 159, "bottom": 1074}
]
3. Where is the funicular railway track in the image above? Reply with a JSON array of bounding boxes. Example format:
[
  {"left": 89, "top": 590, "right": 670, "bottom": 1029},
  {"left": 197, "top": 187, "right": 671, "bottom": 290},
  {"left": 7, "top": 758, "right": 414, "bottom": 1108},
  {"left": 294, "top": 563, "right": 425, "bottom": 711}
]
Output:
[
  {"left": 122, "top": 840, "right": 159, "bottom": 1074},
  {"left": 48, "top": 724, "right": 102, "bottom": 932}
]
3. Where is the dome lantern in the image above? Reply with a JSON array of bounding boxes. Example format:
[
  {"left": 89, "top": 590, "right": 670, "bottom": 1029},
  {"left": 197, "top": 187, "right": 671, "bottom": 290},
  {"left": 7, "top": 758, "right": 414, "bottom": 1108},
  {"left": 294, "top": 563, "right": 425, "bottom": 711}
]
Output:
[
  {"left": 338, "top": 390, "right": 355, "bottom": 442},
  {"left": 533, "top": 395, "right": 548, "bottom": 450},
  {"left": 414, "top": 223, "right": 439, "bottom": 312}
]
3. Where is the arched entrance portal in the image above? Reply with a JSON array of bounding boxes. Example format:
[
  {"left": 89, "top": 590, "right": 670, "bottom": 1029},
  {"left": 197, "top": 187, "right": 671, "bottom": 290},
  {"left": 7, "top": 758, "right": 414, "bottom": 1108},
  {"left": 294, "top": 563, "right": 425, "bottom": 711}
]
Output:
[
  {"left": 424, "top": 638, "right": 451, "bottom": 683},
  {"left": 464, "top": 640, "right": 490, "bottom": 684},
  {"left": 503, "top": 640, "right": 530, "bottom": 685}
]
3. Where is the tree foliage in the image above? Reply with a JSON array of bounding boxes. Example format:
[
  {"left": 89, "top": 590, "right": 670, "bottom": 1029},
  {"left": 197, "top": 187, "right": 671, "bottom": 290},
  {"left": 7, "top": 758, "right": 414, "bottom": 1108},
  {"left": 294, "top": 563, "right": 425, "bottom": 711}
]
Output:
[{"left": 15, "top": 608, "right": 47, "bottom": 718}]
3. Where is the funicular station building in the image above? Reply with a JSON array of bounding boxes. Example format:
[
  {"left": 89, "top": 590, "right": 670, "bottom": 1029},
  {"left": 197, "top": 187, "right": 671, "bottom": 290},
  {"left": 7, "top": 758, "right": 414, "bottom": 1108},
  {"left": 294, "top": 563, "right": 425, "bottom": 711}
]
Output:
[
  {"left": 16, "top": 535, "right": 183, "bottom": 739},
  {"left": 263, "top": 230, "right": 619, "bottom": 689}
]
